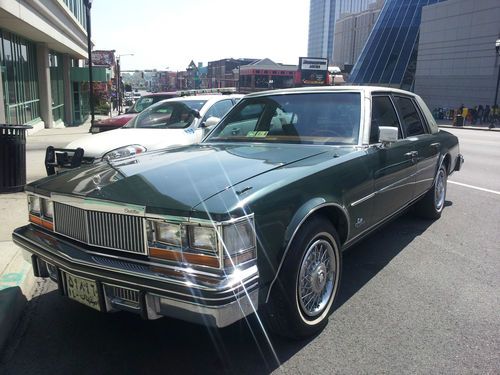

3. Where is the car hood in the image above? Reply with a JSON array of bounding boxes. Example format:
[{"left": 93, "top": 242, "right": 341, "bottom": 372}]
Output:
[
  {"left": 29, "top": 143, "right": 336, "bottom": 217},
  {"left": 66, "top": 128, "right": 196, "bottom": 158},
  {"left": 94, "top": 113, "right": 136, "bottom": 127}
]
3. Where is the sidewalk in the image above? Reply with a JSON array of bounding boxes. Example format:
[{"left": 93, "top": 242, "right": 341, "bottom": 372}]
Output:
[
  {"left": 0, "top": 116, "right": 100, "bottom": 352},
  {"left": 436, "top": 119, "right": 500, "bottom": 131}
]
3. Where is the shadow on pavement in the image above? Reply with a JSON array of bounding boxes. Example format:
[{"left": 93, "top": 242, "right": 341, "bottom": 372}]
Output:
[
  {"left": 0, "top": 287, "right": 27, "bottom": 354},
  {"left": 0, "top": 210, "right": 436, "bottom": 375}
]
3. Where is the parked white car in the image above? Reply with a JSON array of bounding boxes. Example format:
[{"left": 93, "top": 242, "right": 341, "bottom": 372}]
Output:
[{"left": 45, "top": 94, "right": 242, "bottom": 174}]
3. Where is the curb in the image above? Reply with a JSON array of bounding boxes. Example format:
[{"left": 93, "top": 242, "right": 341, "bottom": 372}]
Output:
[
  {"left": 0, "top": 244, "right": 34, "bottom": 354},
  {"left": 438, "top": 124, "right": 500, "bottom": 132}
]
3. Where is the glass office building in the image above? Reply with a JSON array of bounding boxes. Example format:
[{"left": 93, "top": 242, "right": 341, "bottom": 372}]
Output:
[
  {"left": 349, "top": 0, "right": 447, "bottom": 90},
  {"left": 0, "top": 0, "right": 88, "bottom": 128},
  {"left": 308, "top": 0, "right": 376, "bottom": 60}
]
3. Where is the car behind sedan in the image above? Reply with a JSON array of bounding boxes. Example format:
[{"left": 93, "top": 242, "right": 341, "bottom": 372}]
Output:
[{"left": 45, "top": 94, "right": 241, "bottom": 174}]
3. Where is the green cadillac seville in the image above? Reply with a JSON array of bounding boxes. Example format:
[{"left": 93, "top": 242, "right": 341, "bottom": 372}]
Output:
[{"left": 13, "top": 86, "right": 463, "bottom": 339}]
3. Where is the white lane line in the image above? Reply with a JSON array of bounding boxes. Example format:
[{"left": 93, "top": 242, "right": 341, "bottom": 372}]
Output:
[{"left": 449, "top": 181, "right": 500, "bottom": 195}]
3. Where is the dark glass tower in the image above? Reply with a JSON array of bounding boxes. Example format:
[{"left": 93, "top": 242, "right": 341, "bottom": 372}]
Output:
[{"left": 349, "top": 0, "right": 447, "bottom": 90}]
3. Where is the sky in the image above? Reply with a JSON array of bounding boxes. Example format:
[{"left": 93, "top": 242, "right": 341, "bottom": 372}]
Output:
[{"left": 91, "top": 0, "right": 310, "bottom": 71}]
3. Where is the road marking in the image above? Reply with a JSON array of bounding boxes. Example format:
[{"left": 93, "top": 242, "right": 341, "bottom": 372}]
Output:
[{"left": 449, "top": 181, "right": 500, "bottom": 195}]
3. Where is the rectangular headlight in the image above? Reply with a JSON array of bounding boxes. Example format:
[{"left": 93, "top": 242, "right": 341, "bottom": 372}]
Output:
[
  {"left": 28, "top": 195, "right": 41, "bottom": 215},
  {"left": 189, "top": 226, "right": 217, "bottom": 254},
  {"left": 41, "top": 198, "right": 54, "bottom": 219},
  {"left": 154, "top": 222, "right": 182, "bottom": 247}
]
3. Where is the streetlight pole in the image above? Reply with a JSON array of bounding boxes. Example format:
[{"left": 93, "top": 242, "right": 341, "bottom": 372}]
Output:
[
  {"left": 491, "top": 38, "right": 500, "bottom": 129},
  {"left": 83, "top": 0, "right": 94, "bottom": 125},
  {"left": 494, "top": 39, "right": 500, "bottom": 109},
  {"left": 116, "top": 53, "right": 134, "bottom": 114}
]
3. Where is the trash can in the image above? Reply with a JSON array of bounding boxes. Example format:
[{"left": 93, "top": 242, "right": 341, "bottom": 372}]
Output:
[
  {"left": 454, "top": 115, "right": 464, "bottom": 127},
  {"left": 0, "top": 124, "right": 33, "bottom": 193}
]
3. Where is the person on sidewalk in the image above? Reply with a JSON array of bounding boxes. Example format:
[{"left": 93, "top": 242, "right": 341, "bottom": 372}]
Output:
[
  {"left": 477, "top": 105, "right": 484, "bottom": 124},
  {"left": 489, "top": 104, "right": 498, "bottom": 129},
  {"left": 483, "top": 105, "right": 491, "bottom": 124}
]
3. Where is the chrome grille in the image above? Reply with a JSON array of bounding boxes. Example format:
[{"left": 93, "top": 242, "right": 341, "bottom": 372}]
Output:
[
  {"left": 105, "top": 285, "right": 140, "bottom": 303},
  {"left": 54, "top": 203, "right": 87, "bottom": 242},
  {"left": 54, "top": 202, "right": 146, "bottom": 254}
]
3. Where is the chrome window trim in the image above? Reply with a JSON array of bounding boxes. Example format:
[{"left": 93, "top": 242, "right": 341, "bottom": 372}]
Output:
[
  {"left": 350, "top": 192, "right": 376, "bottom": 207},
  {"left": 265, "top": 202, "right": 350, "bottom": 303}
]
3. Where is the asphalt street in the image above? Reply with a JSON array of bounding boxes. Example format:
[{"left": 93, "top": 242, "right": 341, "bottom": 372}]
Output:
[{"left": 0, "top": 128, "right": 498, "bottom": 374}]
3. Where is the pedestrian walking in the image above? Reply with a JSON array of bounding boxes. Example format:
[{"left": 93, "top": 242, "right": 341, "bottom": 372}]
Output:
[
  {"left": 471, "top": 106, "right": 477, "bottom": 125},
  {"left": 477, "top": 105, "right": 484, "bottom": 124},
  {"left": 484, "top": 105, "right": 491, "bottom": 123}
]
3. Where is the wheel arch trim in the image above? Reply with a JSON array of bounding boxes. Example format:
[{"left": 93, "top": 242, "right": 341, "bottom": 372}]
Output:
[{"left": 264, "top": 200, "right": 350, "bottom": 303}]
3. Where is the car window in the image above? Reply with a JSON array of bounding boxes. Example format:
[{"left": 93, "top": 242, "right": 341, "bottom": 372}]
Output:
[
  {"left": 131, "top": 97, "right": 153, "bottom": 112},
  {"left": 124, "top": 101, "right": 200, "bottom": 129},
  {"left": 206, "top": 93, "right": 361, "bottom": 145},
  {"left": 202, "top": 99, "right": 234, "bottom": 122},
  {"left": 370, "top": 96, "right": 401, "bottom": 143},
  {"left": 393, "top": 96, "right": 426, "bottom": 137}
]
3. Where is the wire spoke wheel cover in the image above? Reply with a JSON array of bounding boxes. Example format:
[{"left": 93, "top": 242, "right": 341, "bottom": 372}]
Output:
[
  {"left": 297, "top": 235, "right": 338, "bottom": 319},
  {"left": 434, "top": 167, "right": 446, "bottom": 211}
]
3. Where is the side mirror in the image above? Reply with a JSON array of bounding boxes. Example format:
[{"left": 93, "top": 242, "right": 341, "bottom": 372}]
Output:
[
  {"left": 202, "top": 116, "right": 221, "bottom": 128},
  {"left": 190, "top": 109, "right": 201, "bottom": 119},
  {"left": 378, "top": 126, "right": 398, "bottom": 145}
]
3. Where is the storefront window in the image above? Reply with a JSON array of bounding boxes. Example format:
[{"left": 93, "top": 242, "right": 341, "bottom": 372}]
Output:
[
  {"left": 50, "top": 52, "right": 64, "bottom": 122},
  {"left": 0, "top": 29, "right": 41, "bottom": 125}
]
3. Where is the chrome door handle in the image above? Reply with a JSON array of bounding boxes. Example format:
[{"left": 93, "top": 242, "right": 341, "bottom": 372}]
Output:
[{"left": 404, "top": 151, "right": 418, "bottom": 157}]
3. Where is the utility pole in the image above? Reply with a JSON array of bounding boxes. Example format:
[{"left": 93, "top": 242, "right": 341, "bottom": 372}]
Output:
[{"left": 83, "top": 0, "right": 94, "bottom": 125}]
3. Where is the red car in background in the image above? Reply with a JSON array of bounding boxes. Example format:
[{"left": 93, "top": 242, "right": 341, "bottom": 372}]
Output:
[{"left": 90, "top": 92, "right": 179, "bottom": 133}]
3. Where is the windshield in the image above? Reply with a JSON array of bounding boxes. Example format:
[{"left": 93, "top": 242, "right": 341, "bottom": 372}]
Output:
[
  {"left": 124, "top": 99, "right": 207, "bottom": 129},
  {"left": 205, "top": 92, "right": 361, "bottom": 145},
  {"left": 128, "top": 96, "right": 153, "bottom": 113}
]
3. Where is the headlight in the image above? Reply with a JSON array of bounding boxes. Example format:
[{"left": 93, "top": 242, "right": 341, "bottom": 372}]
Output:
[
  {"left": 41, "top": 198, "right": 54, "bottom": 219},
  {"left": 189, "top": 226, "right": 217, "bottom": 254},
  {"left": 147, "top": 215, "right": 256, "bottom": 269},
  {"left": 154, "top": 222, "right": 182, "bottom": 247},
  {"left": 28, "top": 195, "right": 41, "bottom": 215},
  {"left": 103, "top": 145, "right": 146, "bottom": 161},
  {"left": 27, "top": 195, "right": 54, "bottom": 231}
]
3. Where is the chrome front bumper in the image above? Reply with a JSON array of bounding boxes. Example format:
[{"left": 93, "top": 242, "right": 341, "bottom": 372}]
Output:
[{"left": 13, "top": 225, "right": 259, "bottom": 328}]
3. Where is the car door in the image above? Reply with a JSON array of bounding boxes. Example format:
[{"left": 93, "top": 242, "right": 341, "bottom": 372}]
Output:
[
  {"left": 195, "top": 99, "right": 235, "bottom": 141},
  {"left": 371, "top": 94, "right": 417, "bottom": 223},
  {"left": 393, "top": 95, "right": 440, "bottom": 198}
]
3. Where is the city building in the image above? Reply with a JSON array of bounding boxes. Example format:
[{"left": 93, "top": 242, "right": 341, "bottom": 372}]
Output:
[
  {"left": 239, "top": 59, "right": 297, "bottom": 93},
  {"left": 207, "top": 58, "right": 258, "bottom": 88},
  {"left": 307, "top": 0, "right": 377, "bottom": 61},
  {"left": 414, "top": 0, "right": 500, "bottom": 110},
  {"left": 348, "top": 0, "right": 447, "bottom": 90},
  {"left": 0, "top": 0, "right": 89, "bottom": 131},
  {"left": 332, "top": 0, "right": 384, "bottom": 70}
]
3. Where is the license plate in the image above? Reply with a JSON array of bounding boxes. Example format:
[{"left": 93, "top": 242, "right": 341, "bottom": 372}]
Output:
[{"left": 65, "top": 272, "right": 101, "bottom": 311}]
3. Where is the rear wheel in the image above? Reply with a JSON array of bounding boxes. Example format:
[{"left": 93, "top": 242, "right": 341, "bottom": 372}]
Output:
[
  {"left": 265, "top": 216, "right": 342, "bottom": 339},
  {"left": 415, "top": 163, "right": 447, "bottom": 219}
]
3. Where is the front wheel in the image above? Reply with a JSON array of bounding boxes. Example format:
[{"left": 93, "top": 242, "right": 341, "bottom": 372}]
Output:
[
  {"left": 415, "top": 163, "right": 448, "bottom": 219},
  {"left": 265, "top": 216, "right": 342, "bottom": 339}
]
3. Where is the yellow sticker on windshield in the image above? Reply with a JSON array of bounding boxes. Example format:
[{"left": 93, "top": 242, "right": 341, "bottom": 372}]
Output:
[{"left": 247, "top": 131, "right": 268, "bottom": 137}]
